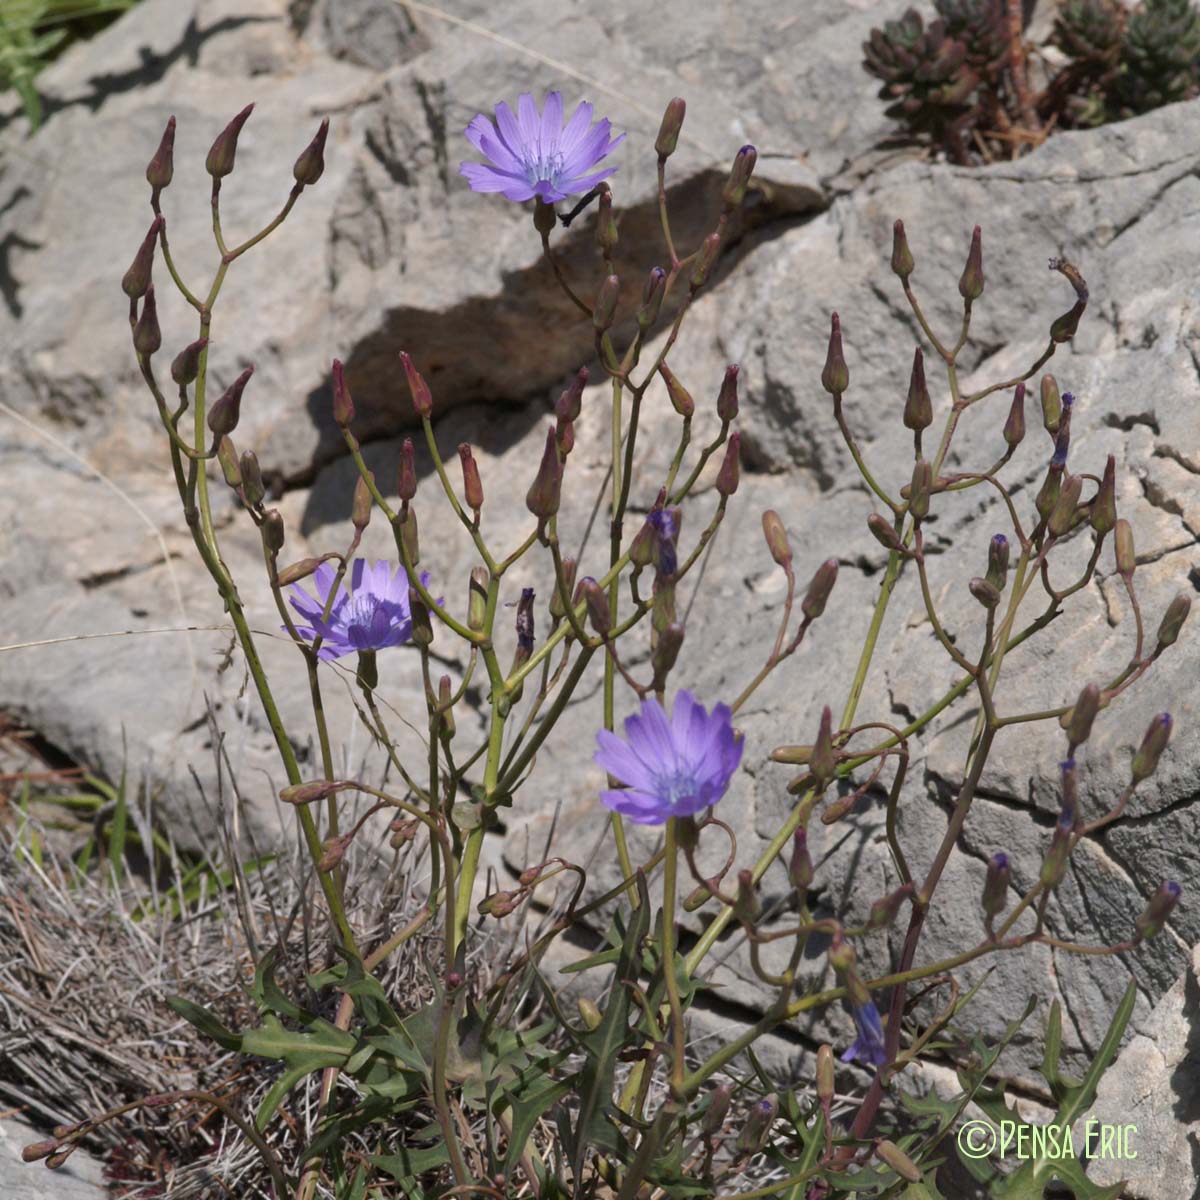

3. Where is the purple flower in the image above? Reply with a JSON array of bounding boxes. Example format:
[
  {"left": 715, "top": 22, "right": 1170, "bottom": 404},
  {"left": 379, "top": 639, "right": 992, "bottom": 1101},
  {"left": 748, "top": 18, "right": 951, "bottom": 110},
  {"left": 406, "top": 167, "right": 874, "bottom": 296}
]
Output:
[
  {"left": 286, "top": 559, "right": 429, "bottom": 661},
  {"left": 593, "top": 690, "right": 743, "bottom": 825},
  {"left": 460, "top": 91, "right": 625, "bottom": 203},
  {"left": 841, "top": 1000, "right": 888, "bottom": 1067}
]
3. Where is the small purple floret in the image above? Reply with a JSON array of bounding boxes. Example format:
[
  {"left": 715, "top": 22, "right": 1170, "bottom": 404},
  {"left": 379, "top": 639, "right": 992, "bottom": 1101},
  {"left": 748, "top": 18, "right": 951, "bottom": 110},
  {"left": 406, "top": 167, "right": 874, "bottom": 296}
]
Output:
[
  {"left": 594, "top": 690, "right": 743, "bottom": 825},
  {"left": 460, "top": 91, "right": 625, "bottom": 204},
  {"left": 841, "top": 999, "right": 888, "bottom": 1067},
  {"left": 286, "top": 559, "right": 429, "bottom": 661}
]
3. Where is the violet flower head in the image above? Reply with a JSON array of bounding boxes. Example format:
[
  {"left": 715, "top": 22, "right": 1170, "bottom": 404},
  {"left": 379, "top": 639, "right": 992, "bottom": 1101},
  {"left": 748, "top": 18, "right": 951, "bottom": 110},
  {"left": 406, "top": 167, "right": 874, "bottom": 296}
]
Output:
[
  {"left": 594, "top": 690, "right": 742, "bottom": 825},
  {"left": 286, "top": 559, "right": 430, "bottom": 661},
  {"left": 460, "top": 91, "right": 625, "bottom": 203},
  {"left": 841, "top": 999, "right": 888, "bottom": 1067}
]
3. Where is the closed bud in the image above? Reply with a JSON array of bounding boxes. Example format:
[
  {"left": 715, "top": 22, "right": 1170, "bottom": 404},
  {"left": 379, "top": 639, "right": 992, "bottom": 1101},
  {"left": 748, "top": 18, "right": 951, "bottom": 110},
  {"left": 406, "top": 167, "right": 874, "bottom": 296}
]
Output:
[
  {"left": 891, "top": 218, "right": 914, "bottom": 280},
  {"left": 903, "top": 346, "right": 932, "bottom": 431},
  {"left": 206, "top": 103, "right": 254, "bottom": 178},
  {"left": 701, "top": 1082, "right": 734, "bottom": 1135},
  {"left": 280, "top": 779, "right": 344, "bottom": 805},
  {"left": 595, "top": 186, "right": 618, "bottom": 253},
  {"left": 122, "top": 215, "right": 164, "bottom": 298},
  {"left": 771, "top": 744, "right": 813, "bottom": 765},
  {"left": 400, "top": 506, "right": 420, "bottom": 564},
  {"left": 240, "top": 450, "right": 264, "bottom": 507},
  {"left": 1040, "top": 375, "right": 1062, "bottom": 436},
  {"left": 556, "top": 419, "right": 574, "bottom": 462},
  {"left": 1040, "top": 807, "right": 1074, "bottom": 888},
  {"left": 468, "top": 566, "right": 488, "bottom": 632},
  {"left": 722, "top": 143, "right": 757, "bottom": 211},
  {"left": 736, "top": 1094, "right": 778, "bottom": 1154},
  {"left": 1035, "top": 464, "right": 1062, "bottom": 522},
  {"left": 867, "top": 513, "right": 903, "bottom": 553},
  {"left": 352, "top": 472, "right": 373, "bottom": 531},
  {"left": 1063, "top": 682, "right": 1102, "bottom": 747},
  {"left": 217, "top": 436, "right": 241, "bottom": 487},
  {"left": 578, "top": 576, "right": 610, "bottom": 636},
  {"left": 293, "top": 117, "right": 329, "bottom": 186},
  {"left": 1003, "top": 382, "right": 1026, "bottom": 447},
  {"left": 170, "top": 337, "right": 208, "bottom": 386},
  {"left": 398, "top": 437, "right": 417, "bottom": 501},
  {"left": 555, "top": 367, "right": 588, "bottom": 421},
  {"left": 817, "top": 1045, "right": 835, "bottom": 1103},
  {"left": 133, "top": 285, "right": 162, "bottom": 356},
  {"left": 629, "top": 514, "right": 657, "bottom": 569},
  {"left": 762, "top": 509, "right": 793, "bottom": 567},
  {"left": 908, "top": 458, "right": 932, "bottom": 520},
  {"left": 986, "top": 533, "right": 1009, "bottom": 592},
  {"left": 811, "top": 705, "right": 837, "bottom": 784},
  {"left": 958, "top": 224, "right": 984, "bottom": 301},
  {"left": 593, "top": 274, "right": 620, "bottom": 332},
  {"left": 733, "top": 868, "right": 760, "bottom": 924},
  {"left": 1131, "top": 713, "right": 1172, "bottom": 783},
  {"left": 22, "top": 1139, "right": 59, "bottom": 1163},
  {"left": 318, "top": 833, "right": 352, "bottom": 874},
  {"left": 1047, "top": 473, "right": 1083, "bottom": 537},
  {"left": 867, "top": 884, "right": 910, "bottom": 930},
  {"left": 717, "top": 363, "right": 740, "bottom": 423},
  {"left": 46, "top": 1146, "right": 76, "bottom": 1170},
  {"left": 1155, "top": 590, "right": 1191, "bottom": 650},
  {"left": 145, "top": 115, "right": 176, "bottom": 190},
  {"left": 820, "top": 311, "right": 849, "bottom": 395},
  {"left": 1091, "top": 455, "right": 1117, "bottom": 534},
  {"left": 525, "top": 427, "right": 563, "bottom": 518},
  {"left": 876, "top": 1140, "right": 922, "bottom": 1184},
  {"left": 1114, "top": 518, "right": 1135, "bottom": 577},
  {"left": 969, "top": 577, "right": 1001, "bottom": 610},
  {"left": 411, "top": 597, "right": 433, "bottom": 646},
  {"left": 827, "top": 931, "right": 855, "bottom": 975},
  {"left": 650, "top": 621, "right": 684, "bottom": 690},
  {"left": 1050, "top": 298, "right": 1086, "bottom": 344},
  {"left": 981, "top": 851, "right": 1010, "bottom": 919},
  {"left": 399, "top": 351, "right": 433, "bottom": 419},
  {"left": 655, "top": 97, "right": 686, "bottom": 159},
  {"left": 478, "top": 889, "right": 518, "bottom": 917},
  {"left": 458, "top": 443, "right": 484, "bottom": 512},
  {"left": 716, "top": 431, "right": 741, "bottom": 496},
  {"left": 207, "top": 366, "right": 253, "bottom": 437},
  {"left": 658, "top": 361, "right": 694, "bottom": 418},
  {"left": 533, "top": 196, "right": 557, "bottom": 236},
  {"left": 331, "top": 359, "right": 354, "bottom": 426},
  {"left": 263, "top": 509, "right": 285, "bottom": 552},
  {"left": 577, "top": 997, "right": 603, "bottom": 1030},
  {"left": 802, "top": 558, "right": 838, "bottom": 620},
  {"left": 690, "top": 232, "right": 721, "bottom": 290},
  {"left": 276, "top": 557, "right": 323, "bottom": 586},
  {"left": 637, "top": 266, "right": 667, "bottom": 330},
  {"left": 1135, "top": 880, "right": 1181, "bottom": 941},
  {"left": 550, "top": 556, "right": 577, "bottom": 620}
]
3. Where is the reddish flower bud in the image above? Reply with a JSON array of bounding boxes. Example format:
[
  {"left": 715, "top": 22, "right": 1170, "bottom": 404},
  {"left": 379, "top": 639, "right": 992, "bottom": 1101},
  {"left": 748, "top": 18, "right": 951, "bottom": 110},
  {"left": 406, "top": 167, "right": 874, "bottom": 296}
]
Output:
[
  {"left": 981, "top": 851, "right": 1010, "bottom": 919},
  {"left": 397, "top": 437, "right": 417, "bottom": 502},
  {"left": 170, "top": 337, "right": 208, "bottom": 386},
  {"left": 280, "top": 779, "right": 344, "bottom": 805},
  {"left": 352, "top": 472, "right": 373, "bottom": 531},
  {"left": 458, "top": 443, "right": 484, "bottom": 512},
  {"left": 293, "top": 117, "right": 329, "bottom": 186},
  {"left": 399, "top": 352, "right": 433, "bottom": 420},
  {"left": 820, "top": 312, "right": 849, "bottom": 395},
  {"left": 867, "top": 513, "right": 903, "bottom": 553},
  {"left": 525, "top": 426, "right": 563, "bottom": 518},
  {"left": 122, "top": 215, "right": 164, "bottom": 298},
  {"left": 762, "top": 509, "right": 792, "bottom": 567},
  {"left": 735, "top": 1094, "right": 778, "bottom": 1155},
  {"left": 1003, "top": 382, "right": 1026, "bottom": 447},
  {"left": 1156, "top": 590, "right": 1191, "bottom": 650},
  {"left": 908, "top": 458, "right": 932, "bottom": 520},
  {"left": 595, "top": 185, "right": 618, "bottom": 253},
  {"left": 1135, "top": 880, "right": 1181, "bottom": 941},
  {"left": 655, "top": 97, "right": 686, "bottom": 159},
  {"left": 22, "top": 1139, "right": 59, "bottom": 1163},
  {"left": 969, "top": 576, "right": 1001, "bottom": 609},
  {"left": 701, "top": 1082, "right": 734, "bottom": 1134},
  {"left": 555, "top": 367, "right": 588, "bottom": 422},
  {"left": 206, "top": 103, "right": 254, "bottom": 178},
  {"left": 276, "top": 557, "right": 323, "bottom": 586},
  {"left": 658, "top": 361, "right": 694, "bottom": 418},
  {"left": 1047, "top": 472, "right": 1083, "bottom": 537},
  {"left": 217, "top": 436, "right": 241, "bottom": 487},
  {"left": 1091, "top": 455, "right": 1117, "bottom": 534},
  {"left": 240, "top": 450, "right": 264, "bottom": 507},
  {"left": 207, "top": 366, "right": 253, "bottom": 437},
  {"left": 985, "top": 533, "right": 1009, "bottom": 592},
  {"left": 1063, "top": 682, "right": 1101, "bottom": 747},
  {"left": 133, "top": 284, "right": 162, "bottom": 356},
  {"left": 593, "top": 274, "right": 620, "bottom": 332},
  {"left": 903, "top": 346, "right": 932, "bottom": 432},
  {"left": 549, "top": 556, "right": 577, "bottom": 621},
  {"left": 637, "top": 266, "right": 667, "bottom": 330},
  {"left": 721, "top": 143, "right": 757, "bottom": 211},
  {"left": 716, "top": 431, "right": 741, "bottom": 496},
  {"left": 577, "top": 576, "right": 610, "bottom": 635},
  {"left": 958, "top": 224, "right": 984, "bottom": 301},
  {"left": 1040, "top": 806, "right": 1074, "bottom": 888},
  {"left": 803, "top": 558, "right": 838, "bottom": 620},
  {"left": 331, "top": 359, "right": 354, "bottom": 426},
  {"left": 788, "top": 827, "right": 814, "bottom": 891},
  {"left": 891, "top": 218, "right": 914, "bottom": 280},
  {"left": 1040, "top": 375, "right": 1062, "bottom": 436},
  {"left": 318, "top": 833, "right": 352, "bottom": 873},
  {"left": 1114, "top": 518, "right": 1135, "bottom": 577},
  {"left": 1131, "top": 712, "right": 1172, "bottom": 783},
  {"left": 263, "top": 508, "right": 285, "bottom": 552},
  {"left": 717, "top": 364, "right": 740, "bottom": 423},
  {"left": 146, "top": 115, "right": 176, "bottom": 190},
  {"left": 630, "top": 517, "right": 657, "bottom": 568},
  {"left": 690, "top": 232, "right": 721, "bottom": 290},
  {"left": 811, "top": 705, "right": 837, "bottom": 785}
]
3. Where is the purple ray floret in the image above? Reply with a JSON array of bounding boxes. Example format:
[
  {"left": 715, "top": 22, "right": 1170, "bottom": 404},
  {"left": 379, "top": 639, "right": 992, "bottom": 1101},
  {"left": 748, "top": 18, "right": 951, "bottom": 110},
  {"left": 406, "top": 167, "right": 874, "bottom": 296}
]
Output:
[
  {"left": 460, "top": 90, "right": 625, "bottom": 204},
  {"left": 286, "top": 559, "right": 429, "bottom": 661},
  {"left": 841, "top": 1000, "right": 888, "bottom": 1067},
  {"left": 593, "top": 690, "right": 743, "bottom": 825}
]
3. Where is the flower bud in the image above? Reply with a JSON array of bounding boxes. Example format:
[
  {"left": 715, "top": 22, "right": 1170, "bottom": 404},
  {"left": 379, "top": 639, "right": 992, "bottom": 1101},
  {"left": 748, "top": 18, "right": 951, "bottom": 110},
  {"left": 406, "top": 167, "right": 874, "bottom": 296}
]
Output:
[
  {"left": 1050, "top": 298, "right": 1086, "bottom": 344},
  {"left": 217, "top": 436, "right": 241, "bottom": 487},
  {"left": 1047, "top": 473, "right": 1083, "bottom": 537},
  {"left": 468, "top": 566, "right": 488, "bottom": 632},
  {"left": 458, "top": 443, "right": 484, "bottom": 513},
  {"left": 1035, "top": 464, "right": 1062, "bottom": 522},
  {"left": 658, "top": 361, "right": 694, "bottom": 418},
  {"left": 318, "top": 833, "right": 351, "bottom": 873},
  {"left": 867, "top": 885, "right": 911, "bottom": 930},
  {"left": 753, "top": 512, "right": 790, "bottom": 572},
  {"left": 46, "top": 1146, "right": 77, "bottom": 1169},
  {"left": 876, "top": 1140, "right": 922, "bottom": 1184},
  {"left": 716, "top": 432, "right": 741, "bottom": 496},
  {"left": 122, "top": 215, "right": 164, "bottom": 299},
  {"left": 655, "top": 97, "right": 686, "bottom": 159},
  {"left": 820, "top": 312, "right": 849, "bottom": 395},
  {"left": 276, "top": 557, "right": 323, "bottom": 586},
  {"left": 555, "top": 367, "right": 588, "bottom": 422},
  {"left": 22, "top": 1139, "right": 59, "bottom": 1163},
  {"left": 577, "top": 997, "right": 602, "bottom": 1030},
  {"left": 478, "top": 889, "right": 518, "bottom": 917},
  {"left": 717, "top": 363, "right": 740, "bottom": 423},
  {"left": 1155, "top": 590, "right": 1191, "bottom": 650},
  {"left": 817, "top": 1045, "right": 835, "bottom": 1104},
  {"left": 578, "top": 577, "right": 610, "bottom": 636},
  {"left": 1063, "top": 682, "right": 1101, "bottom": 747},
  {"left": 970, "top": 576, "right": 1001, "bottom": 609},
  {"left": 701, "top": 1082, "right": 734, "bottom": 1135},
  {"left": 171, "top": 337, "right": 208, "bottom": 386},
  {"left": 690, "top": 232, "right": 721, "bottom": 290},
  {"left": 280, "top": 778, "right": 344, "bottom": 805},
  {"left": 240, "top": 450, "right": 264, "bottom": 507},
  {"left": 981, "top": 851, "right": 1010, "bottom": 919},
  {"left": 595, "top": 185, "right": 618, "bottom": 253},
  {"left": 263, "top": 508, "right": 285, "bottom": 552},
  {"left": 593, "top": 274, "right": 620, "bottom": 332},
  {"left": 903, "top": 346, "right": 932, "bottom": 432},
  {"left": 1040, "top": 807, "right": 1074, "bottom": 889},
  {"left": 352, "top": 472, "right": 373, "bottom": 531},
  {"left": 637, "top": 266, "right": 667, "bottom": 330},
  {"left": 891, "top": 218, "right": 914, "bottom": 280},
  {"left": 206, "top": 103, "right": 254, "bottom": 178},
  {"left": 958, "top": 225, "right": 984, "bottom": 301},
  {"left": 146, "top": 115, "right": 176, "bottom": 190},
  {"left": 867, "top": 513, "right": 903, "bottom": 553},
  {"left": 630, "top": 517, "right": 657, "bottom": 569},
  {"left": 1114, "top": 518, "right": 1135, "bottom": 577},
  {"left": 784, "top": 827, "right": 813, "bottom": 894},
  {"left": 1090, "top": 455, "right": 1117, "bottom": 534},
  {"left": 908, "top": 458, "right": 932, "bottom": 520},
  {"left": 827, "top": 931, "right": 855, "bottom": 974},
  {"left": 1131, "top": 713, "right": 1172, "bottom": 783},
  {"left": 811, "top": 705, "right": 837, "bottom": 785},
  {"left": 802, "top": 558, "right": 838, "bottom": 620},
  {"left": 331, "top": 359, "right": 354, "bottom": 426},
  {"left": 398, "top": 438, "right": 417, "bottom": 502},
  {"left": 651, "top": 621, "right": 684, "bottom": 690},
  {"left": 399, "top": 351, "right": 433, "bottom": 419},
  {"left": 207, "top": 366, "right": 253, "bottom": 438},
  {"left": 525, "top": 427, "right": 563, "bottom": 519},
  {"left": 133, "top": 285, "right": 162, "bottom": 356},
  {"left": 1040, "top": 375, "right": 1061, "bottom": 437},
  {"left": 1003, "top": 382, "right": 1026, "bottom": 447},
  {"left": 986, "top": 533, "right": 1009, "bottom": 593},
  {"left": 771, "top": 744, "right": 812, "bottom": 765},
  {"left": 293, "top": 116, "right": 330, "bottom": 185},
  {"left": 1135, "top": 881, "right": 1181, "bottom": 941},
  {"left": 411, "top": 597, "right": 433, "bottom": 646},
  {"left": 733, "top": 869, "right": 760, "bottom": 924},
  {"left": 400, "top": 507, "right": 420, "bottom": 564},
  {"left": 736, "top": 1094, "right": 778, "bottom": 1154},
  {"left": 722, "top": 143, "right": 757, "bottom": 211}
]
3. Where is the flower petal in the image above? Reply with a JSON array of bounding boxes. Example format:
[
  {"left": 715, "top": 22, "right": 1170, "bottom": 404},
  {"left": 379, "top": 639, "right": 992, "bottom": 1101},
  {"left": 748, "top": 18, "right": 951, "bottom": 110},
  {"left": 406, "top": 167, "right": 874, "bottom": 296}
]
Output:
[
  {"left": 540, "top": 90, "right": 563, "bottom": 152},
  {"left": 595, "top": 729, "right": 659, "bottom": 793},
  {"left": 559, "top": 100, "right": 595, "bottom": 158},
  {"left": 460, "top": 163, "right": 530, "bottom": 195},
  {"left": 600, "top": 787, "right": 669, "bottom": 824},
  {"left": 493, "top": 100, "right": 523, "bottom": 160},
  {"left": 516, "top": 92, "right": 541, "bottom": 150}
]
